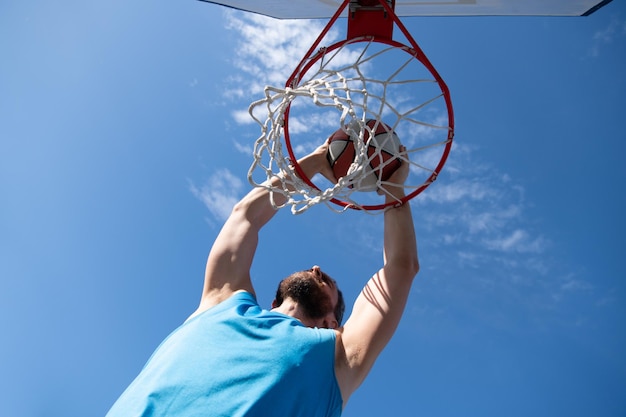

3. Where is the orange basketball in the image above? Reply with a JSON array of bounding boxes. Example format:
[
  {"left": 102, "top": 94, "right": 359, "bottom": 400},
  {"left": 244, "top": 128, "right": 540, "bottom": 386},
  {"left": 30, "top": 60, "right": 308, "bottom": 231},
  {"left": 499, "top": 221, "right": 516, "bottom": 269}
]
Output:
[{"left": 326, "top": 120, "right": 402, "bottom": 191}]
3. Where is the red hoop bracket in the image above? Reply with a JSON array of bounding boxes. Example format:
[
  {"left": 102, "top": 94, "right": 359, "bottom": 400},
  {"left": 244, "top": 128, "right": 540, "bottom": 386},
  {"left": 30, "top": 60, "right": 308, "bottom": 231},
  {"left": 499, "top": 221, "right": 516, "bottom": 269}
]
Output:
[{"left": 347, "top": 0, "right": 395, "bottom": 40}]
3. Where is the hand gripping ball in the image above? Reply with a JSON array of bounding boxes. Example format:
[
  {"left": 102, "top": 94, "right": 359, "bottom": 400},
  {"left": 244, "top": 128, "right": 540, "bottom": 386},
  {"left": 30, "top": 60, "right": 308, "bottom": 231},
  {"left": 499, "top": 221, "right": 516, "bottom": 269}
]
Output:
[{"left": 326, "top": 119, "right": 402, "bottom": 191}]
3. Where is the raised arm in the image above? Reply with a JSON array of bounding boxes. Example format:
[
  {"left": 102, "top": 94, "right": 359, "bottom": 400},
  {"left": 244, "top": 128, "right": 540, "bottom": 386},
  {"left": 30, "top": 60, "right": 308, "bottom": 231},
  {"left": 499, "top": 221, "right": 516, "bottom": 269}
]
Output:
[
  {"left": 335, "top": 152, "right": 420, "bottom": 402},
  {"left": 189, "top": 144, "right": 334, "bottom": 319}
]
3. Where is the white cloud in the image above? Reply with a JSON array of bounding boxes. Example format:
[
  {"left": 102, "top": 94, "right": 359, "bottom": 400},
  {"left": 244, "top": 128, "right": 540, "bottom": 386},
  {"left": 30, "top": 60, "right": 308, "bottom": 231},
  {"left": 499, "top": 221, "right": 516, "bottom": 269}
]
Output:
[
  {"left": 560, "top": 278, "right": 593, "bottom": 292},
  {"left": 422, "top": 179, "right": 496, "bottom": 203},
  {"left": 233, "top": 140, "right": 254, "bottom": 155},
  {"left": 224, "top": 11, "right": 339, "bottom": 97},
  {"left": 483, "top": 229, "right": 548, "bottom": 254},
  {"left": 220, "top": 10, "right": 345, "bottom": 168},
  {"left": 231, "top": 109, "right": 254, "bottom": 124},
  {"left": 412, "top": 141, "right": 553, "bottom": 297},
  {"left": 589, "top": 16, "right": 626, "bottom": 57},
  {"left": 189, "top": 169, "right": 244, "bottom": 222}
]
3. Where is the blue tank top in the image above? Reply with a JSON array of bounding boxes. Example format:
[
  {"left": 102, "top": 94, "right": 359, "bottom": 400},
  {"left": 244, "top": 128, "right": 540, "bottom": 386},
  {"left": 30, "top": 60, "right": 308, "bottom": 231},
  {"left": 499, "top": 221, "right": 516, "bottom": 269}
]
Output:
[{"left": 107, "top": 291, "right": 343, "bottom": 417}]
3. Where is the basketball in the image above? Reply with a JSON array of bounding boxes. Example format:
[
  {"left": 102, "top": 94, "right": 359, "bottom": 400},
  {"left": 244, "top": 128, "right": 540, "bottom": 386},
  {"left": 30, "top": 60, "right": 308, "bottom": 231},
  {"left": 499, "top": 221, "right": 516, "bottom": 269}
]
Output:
[{"left": 326, "top": 120, "right": 402, "bottom": 191}]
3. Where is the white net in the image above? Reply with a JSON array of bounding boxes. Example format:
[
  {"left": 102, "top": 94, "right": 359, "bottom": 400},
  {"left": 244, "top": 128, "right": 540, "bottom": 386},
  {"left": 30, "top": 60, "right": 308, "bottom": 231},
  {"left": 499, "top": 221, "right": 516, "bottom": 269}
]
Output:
[{"left": 248, "top": 36, "right": 454, "bottom": 214}]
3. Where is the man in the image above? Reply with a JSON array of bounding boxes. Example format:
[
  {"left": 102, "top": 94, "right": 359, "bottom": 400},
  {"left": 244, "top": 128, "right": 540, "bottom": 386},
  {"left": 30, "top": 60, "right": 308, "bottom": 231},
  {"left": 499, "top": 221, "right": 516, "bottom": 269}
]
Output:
[{"left": 107, "top": 139, "right": 419, "bottom": 416}]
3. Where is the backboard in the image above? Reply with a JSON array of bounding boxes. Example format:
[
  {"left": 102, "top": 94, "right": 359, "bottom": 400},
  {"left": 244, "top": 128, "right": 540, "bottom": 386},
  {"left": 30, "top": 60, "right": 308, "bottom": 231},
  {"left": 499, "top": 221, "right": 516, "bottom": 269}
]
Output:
[{"left": 198, "top": 0, "right": 613, "bottom": 19}]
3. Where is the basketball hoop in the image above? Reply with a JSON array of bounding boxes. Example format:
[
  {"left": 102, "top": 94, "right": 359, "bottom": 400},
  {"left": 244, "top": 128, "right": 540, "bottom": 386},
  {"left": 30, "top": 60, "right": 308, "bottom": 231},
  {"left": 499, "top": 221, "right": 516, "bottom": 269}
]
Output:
[{"left": 247, "top": 0, "right": 454, "bottom": 214}]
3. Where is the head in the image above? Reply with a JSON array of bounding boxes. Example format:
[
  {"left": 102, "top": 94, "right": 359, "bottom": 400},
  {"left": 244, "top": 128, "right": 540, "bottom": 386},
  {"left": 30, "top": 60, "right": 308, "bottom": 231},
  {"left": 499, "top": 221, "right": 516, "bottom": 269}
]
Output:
[{"left": 272, "top": 266, "right": 345, "bottom": 329}]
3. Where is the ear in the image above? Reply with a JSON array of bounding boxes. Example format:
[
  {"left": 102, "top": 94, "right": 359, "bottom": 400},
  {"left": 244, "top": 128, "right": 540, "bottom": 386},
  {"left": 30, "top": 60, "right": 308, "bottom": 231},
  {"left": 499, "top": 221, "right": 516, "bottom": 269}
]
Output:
[{"left": 322, "top": 315, "right": 339, "bottom": 330}]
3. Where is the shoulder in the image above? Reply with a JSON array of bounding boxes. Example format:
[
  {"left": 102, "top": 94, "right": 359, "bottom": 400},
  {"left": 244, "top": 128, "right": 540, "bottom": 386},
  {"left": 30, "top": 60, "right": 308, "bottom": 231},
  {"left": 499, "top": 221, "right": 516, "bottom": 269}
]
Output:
[{"left": 186, "top": 289, "right": 256, "bottom": 321}]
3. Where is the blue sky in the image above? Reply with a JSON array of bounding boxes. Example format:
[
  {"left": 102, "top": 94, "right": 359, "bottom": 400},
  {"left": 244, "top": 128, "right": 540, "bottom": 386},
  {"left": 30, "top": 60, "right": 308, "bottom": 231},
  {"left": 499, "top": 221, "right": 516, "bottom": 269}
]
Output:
[{"left": 1, "top": 1, "right": 625, "bottom": 416}]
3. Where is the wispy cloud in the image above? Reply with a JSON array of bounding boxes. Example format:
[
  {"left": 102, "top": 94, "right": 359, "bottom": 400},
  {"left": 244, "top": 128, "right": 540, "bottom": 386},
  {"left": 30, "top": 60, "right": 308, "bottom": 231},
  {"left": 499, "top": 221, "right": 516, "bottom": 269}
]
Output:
[
  {"left": 191, "top": 12, "right": 334, "bottom": 224},
  {"left": 221, "top": 11, "right": 342, "bottom": 158},
  {"left": 231, "top": 109, "right": 255, "bottom": 125},
  {"left": 483, "top": 229, "right": 548, "bottom": 253},
  {"left": 408, "top": 139, "right": 572, "bottom": 326},
  {"left": 223, "top": 11, "right": 339, "bottom": 97},
  {"left": 415, "top": 142, "right": 549, "bottom": 259},
  {"left": 189, "top": 169, "right": 244, "bottom": 223},
  {"left": 588, "top": 15, "right": 626, "bottom": 57}
]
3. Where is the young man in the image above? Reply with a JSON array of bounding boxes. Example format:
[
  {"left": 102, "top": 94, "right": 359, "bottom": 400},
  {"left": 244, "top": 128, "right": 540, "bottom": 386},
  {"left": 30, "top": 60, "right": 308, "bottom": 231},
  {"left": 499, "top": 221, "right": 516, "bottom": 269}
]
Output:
[{"left": 107, "top": 140, "right": 419, "bottom": 416}]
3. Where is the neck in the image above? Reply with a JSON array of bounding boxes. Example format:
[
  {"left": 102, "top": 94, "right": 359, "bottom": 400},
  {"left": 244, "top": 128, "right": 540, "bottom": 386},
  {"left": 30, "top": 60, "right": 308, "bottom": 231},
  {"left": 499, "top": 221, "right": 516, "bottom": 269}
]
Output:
[{"left": 272, "top": 298, "right": 317, "bottom": 327}]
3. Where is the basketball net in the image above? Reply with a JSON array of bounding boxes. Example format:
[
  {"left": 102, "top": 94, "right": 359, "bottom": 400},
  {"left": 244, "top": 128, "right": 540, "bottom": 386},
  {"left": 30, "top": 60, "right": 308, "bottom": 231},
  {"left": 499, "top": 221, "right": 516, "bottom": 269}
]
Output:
[{"left": 248, "top": 35, "right": 453, "bottom": 214}]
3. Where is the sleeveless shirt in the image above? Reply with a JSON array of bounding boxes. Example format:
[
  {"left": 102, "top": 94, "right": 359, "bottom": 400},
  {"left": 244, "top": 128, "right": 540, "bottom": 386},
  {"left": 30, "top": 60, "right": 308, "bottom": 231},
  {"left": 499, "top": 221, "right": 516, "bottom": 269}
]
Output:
[{"left": 106, "top": 291, "right": 343, "bottom": 417}]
